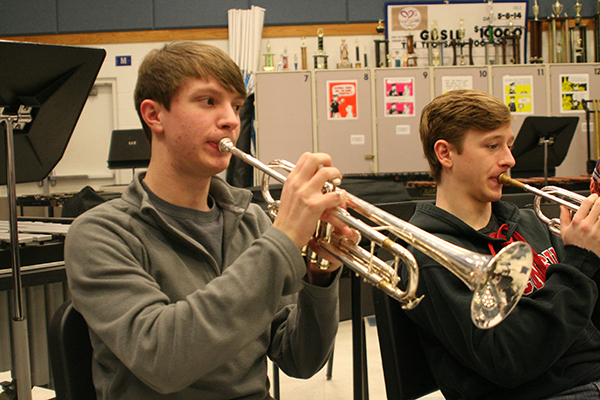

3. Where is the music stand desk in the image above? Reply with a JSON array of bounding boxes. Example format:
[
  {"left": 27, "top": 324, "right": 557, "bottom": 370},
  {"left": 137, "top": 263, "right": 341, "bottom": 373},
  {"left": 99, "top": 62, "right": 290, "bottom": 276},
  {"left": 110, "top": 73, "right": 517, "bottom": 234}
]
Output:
[{"left": 511, "top": 116, "right": 579, "bottom": 183}]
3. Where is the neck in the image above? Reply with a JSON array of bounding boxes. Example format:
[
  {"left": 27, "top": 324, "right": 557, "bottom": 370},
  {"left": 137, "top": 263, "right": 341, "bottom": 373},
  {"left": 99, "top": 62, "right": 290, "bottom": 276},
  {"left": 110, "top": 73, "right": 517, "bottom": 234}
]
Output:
[
  {"left": 435, "top": 184, "right": 492, "bottom": 230},
  {"left": 144, "top": 162, "right": 212, "bottom": 211}
]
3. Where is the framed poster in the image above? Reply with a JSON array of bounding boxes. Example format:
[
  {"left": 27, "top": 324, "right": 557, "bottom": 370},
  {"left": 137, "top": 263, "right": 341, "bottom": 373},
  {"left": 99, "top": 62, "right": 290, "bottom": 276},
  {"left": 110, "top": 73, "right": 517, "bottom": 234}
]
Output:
[
  {"left": 327, "top": 80, "right": 358, "bottom": 120},
  {"left": 383, "top": 77, "right": 415, "bottom": 117},
  {"left": 559, "top": 73, "right": 589, "bottom": 113},
  {"left": 385, "top": 1, "right": 528, "bottom": 67},
  {"left": 502, "top": 75, "right": 534, "bottom": 114}
]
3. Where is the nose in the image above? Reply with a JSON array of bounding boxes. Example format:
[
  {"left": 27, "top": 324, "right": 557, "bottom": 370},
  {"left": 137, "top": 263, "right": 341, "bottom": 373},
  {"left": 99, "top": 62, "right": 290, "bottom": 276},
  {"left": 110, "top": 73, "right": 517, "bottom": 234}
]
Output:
[
  {"left": 503, "top": 144, "right": 516, "bottom": 168},
  {"left": 217, "top": 103, "right": 240, "bottom": 131}
]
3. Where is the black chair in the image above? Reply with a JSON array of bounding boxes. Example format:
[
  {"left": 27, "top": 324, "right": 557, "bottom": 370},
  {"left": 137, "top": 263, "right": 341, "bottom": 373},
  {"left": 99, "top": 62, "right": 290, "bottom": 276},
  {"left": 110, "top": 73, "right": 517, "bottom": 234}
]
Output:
[
  {"left": 48, "top": 299, "right": 96, "bottom": 400},
  {"left": 372, "top": 287, "right": 438, "bottom": 400}
]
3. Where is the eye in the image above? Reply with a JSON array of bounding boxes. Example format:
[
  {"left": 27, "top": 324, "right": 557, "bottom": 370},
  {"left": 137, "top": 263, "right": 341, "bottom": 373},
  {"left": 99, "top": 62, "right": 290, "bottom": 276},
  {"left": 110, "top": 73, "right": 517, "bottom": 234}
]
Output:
[{"left": 200, "top": 97, "right": 214, "bottom": 106}]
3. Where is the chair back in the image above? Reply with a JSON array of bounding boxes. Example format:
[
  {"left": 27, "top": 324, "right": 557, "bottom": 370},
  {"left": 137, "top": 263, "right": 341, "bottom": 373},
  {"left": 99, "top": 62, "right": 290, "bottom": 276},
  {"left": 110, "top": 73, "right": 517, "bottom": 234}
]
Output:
[
  {"left": 372, "top": 287, "right": 438, "bottom": 400},
  {"left": 48, "top": 299, "right": 96, "bottom": 400}
]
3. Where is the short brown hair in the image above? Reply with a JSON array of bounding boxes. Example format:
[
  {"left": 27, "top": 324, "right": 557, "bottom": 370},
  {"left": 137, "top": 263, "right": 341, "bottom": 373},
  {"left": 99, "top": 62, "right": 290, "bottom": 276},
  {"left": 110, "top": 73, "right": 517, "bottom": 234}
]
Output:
[
  {"left": 134, "top": 41, "right": 247, "bottom": 143},
  {"left": 419, "top": 90, "right": 512, "bottom": 182}
]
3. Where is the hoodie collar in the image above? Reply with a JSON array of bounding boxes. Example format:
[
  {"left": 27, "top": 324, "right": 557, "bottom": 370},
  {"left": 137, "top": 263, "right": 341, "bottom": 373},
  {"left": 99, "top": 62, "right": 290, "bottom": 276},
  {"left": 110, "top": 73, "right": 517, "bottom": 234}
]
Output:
[{"left": 411, "top": 200, "right": 522, "bottom": 244}]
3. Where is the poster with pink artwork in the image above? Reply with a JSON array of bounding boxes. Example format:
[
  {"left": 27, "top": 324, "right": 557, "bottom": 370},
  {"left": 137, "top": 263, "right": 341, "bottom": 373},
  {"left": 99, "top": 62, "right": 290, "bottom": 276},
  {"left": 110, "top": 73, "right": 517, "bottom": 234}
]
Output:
[{"left": 384, "top": 77, "right": 415, "bottom": 117}]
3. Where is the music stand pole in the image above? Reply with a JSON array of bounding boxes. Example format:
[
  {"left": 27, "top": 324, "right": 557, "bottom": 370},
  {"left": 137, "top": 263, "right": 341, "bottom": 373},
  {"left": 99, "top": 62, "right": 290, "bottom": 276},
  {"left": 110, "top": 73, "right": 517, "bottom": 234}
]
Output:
[
  {"left": 545, "top": 140, "right": 549, "bottom": 186},
  {"left": 1, "top": 112, "right": 33, "bottom": 400},
  {"left": 539, "top": 136, "right": 554, "bottom": 186}
]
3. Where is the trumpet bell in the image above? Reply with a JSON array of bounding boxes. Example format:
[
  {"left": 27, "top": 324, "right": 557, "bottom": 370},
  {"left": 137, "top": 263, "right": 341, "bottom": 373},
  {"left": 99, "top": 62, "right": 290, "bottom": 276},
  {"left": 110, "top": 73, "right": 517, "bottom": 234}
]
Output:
[{"left": 471, "top": 241, "right": 533, "bottom": 329}]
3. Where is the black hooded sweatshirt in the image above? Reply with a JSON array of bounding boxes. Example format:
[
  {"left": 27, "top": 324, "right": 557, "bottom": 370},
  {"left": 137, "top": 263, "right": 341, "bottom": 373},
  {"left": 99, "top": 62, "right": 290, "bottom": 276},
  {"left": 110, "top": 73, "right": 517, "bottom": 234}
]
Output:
[{"left": 401, "top": 200, "right": 600, "bottom": 400}]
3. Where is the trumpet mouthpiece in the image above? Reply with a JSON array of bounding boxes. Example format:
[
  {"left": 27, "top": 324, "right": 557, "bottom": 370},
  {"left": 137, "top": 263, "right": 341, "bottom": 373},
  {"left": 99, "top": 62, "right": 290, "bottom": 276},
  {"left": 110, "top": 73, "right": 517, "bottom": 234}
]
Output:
[
  {"left": 219, "top": 138, "right": 234, "bottom": 153},
  {"left": 498, "top": 173, "right": 524, "bottom": 189},
  {"left": 497, "top": 173, "right": 510, "bottom": 185}
]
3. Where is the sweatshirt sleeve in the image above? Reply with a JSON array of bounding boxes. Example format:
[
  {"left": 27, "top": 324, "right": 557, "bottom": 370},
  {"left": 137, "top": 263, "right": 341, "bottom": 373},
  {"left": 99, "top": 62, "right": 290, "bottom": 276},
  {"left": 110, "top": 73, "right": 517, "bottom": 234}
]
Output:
[
  {"left": 405, "top": 243, "right": 600, "bottom": 388},
  {"left": 64, "top": 205, "right": 332, "bottom": 394},
  {"left": 268, "top": 270, "right": 341, "bottom": 378}
]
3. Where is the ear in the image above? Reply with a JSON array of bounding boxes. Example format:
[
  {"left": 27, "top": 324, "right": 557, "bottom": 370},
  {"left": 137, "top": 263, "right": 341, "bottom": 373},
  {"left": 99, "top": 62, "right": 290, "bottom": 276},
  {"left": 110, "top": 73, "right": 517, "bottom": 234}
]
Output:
[
  {"left": 139, "top": 99, "right": 164, "bottom": 135},
  {"left": 434, "top": 139, "right": 454, "bottom": 169}
]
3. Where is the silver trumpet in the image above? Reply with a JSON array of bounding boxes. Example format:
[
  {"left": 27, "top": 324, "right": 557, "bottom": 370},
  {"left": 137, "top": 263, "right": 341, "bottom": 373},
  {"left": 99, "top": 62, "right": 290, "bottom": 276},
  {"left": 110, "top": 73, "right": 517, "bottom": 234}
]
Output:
[
  {"left": 221, "top": 139, "right": 533, "bottom": 329},
  {"left": 498, "top": 173, "right": 586, "bottom": 236}
]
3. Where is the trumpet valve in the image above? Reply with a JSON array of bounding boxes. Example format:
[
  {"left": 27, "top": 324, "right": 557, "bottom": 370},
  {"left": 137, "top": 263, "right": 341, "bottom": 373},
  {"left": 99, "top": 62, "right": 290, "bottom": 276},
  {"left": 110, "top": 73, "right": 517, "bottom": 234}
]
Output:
[
  {"left": 318, "top": 258, "right": 332, "bottom": 270},
  {"left": 322, "top": 177, "right": 342, "bottom": 194}
]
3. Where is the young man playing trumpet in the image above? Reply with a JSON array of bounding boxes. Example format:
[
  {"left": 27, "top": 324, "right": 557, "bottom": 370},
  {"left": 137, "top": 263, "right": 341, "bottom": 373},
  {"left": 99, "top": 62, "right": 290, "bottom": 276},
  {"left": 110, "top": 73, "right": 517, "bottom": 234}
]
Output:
[
  {"left": 64, "top": 41, "right": 353, "bottom": 399},
  {"left": 402, "top": 89, "right": 600, "bottom": 399}
]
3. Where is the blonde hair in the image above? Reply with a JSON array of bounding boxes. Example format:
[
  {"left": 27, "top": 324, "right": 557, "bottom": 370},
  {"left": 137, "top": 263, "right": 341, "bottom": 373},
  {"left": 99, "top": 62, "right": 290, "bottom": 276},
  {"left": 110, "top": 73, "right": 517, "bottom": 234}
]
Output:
[
  {"left": 134, "top": 41, "right": 247, "bottom": 143},
  {"left": 420, "top": 90, "right": 512, "bottom": 182}
]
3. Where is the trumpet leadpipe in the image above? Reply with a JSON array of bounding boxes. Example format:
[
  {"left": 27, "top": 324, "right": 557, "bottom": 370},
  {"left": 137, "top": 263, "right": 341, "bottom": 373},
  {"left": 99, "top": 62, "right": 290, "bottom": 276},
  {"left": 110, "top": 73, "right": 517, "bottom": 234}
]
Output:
[{"left": 498, "top": 173, "right": 581, "bottom": 211}]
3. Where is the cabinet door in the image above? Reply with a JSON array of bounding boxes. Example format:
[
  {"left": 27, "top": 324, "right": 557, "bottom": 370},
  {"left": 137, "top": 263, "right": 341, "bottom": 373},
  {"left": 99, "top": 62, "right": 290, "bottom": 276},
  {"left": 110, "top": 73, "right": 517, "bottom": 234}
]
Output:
[
  {"left": 375, "top": 68, "right": 431, "bottom": 173},
  {"left": 315, "top": 69, "right": 374, "bottom": 174}
]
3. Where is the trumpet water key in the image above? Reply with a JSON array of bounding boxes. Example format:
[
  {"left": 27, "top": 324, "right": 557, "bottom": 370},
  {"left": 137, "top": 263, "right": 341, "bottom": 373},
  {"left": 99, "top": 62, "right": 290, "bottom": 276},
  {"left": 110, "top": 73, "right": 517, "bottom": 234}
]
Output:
[
  {"left": 220, "top": 139, "right": 533, "bottom": 329},
  {"left": 498, "top": 173, "right": 586, "bottom": 235}
]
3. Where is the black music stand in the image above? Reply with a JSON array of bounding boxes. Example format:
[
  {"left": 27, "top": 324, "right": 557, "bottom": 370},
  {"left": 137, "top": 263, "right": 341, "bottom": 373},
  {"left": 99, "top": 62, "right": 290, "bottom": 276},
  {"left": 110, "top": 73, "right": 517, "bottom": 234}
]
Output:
[
  {"left": 511, "top": 116, "right": 579, "bottom": 184},
  {"left": 107, "top": 128, "right": 151, "bottom": 171},
  {"left": 0, "top": 40, "right": 105, "bottom": 400}
]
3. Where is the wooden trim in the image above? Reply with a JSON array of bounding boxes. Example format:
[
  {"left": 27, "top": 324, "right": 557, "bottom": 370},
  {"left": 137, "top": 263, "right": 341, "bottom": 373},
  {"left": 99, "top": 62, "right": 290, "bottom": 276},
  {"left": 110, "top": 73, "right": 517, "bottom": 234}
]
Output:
[
  {"left": 1, "top": 18, "right": 595, "bottom": 46},
  {"left": 0, "top": 23, "right": 379, "bottom": 46}
]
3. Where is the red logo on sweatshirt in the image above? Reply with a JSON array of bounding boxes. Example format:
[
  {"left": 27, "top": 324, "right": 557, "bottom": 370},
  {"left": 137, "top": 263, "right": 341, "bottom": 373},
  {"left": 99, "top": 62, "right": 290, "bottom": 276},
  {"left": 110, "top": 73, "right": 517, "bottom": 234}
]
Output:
[{"left": 523, "top": 247, "right": 558, "bottom": 295}]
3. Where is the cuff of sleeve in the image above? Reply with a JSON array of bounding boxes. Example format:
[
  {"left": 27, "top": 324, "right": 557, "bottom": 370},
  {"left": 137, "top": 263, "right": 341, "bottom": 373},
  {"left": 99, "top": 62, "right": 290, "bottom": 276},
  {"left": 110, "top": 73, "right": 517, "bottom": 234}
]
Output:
[
  {"left": 564, "top": 244, "right": 600, "bottom": 277},
  {"left": 302, "top": 267, "right": 342, "bottom": 294}
]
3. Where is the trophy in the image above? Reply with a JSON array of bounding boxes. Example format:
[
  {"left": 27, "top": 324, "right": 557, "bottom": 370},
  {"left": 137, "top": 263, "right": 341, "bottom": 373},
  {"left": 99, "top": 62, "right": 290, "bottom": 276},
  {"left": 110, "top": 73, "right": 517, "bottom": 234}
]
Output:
[
  {"left": 501, "top": 17, "right": 521, "bottom": 64},
  {"left": 406, "top": 32, "right": 418, "bottom": 67},
  {"left": 452, "top": 18, "right": 473, "bottom": 65},
  {"left": 484, "top": 0, "right": 501, "bottom": 64},
  {"left": 300, "top": 37, "right": 308, "bottom": 70},
  {"left": 354, "top": 39, "right": 362, "bottom": 68},
  {"left": 337, "top": 38, "right": 353, "bottom": 68},
  {"left": 392, "top": 49, "right": 402, "bottom": 67},
  {"left": 548, "top": 0, "right": 569, "bottom": 63},
  {"left": 282, "top": 47, "right": 289, "bottom": 70},
  {"left": 374, "top": 20, "right": 390, "bottom": 67},
  {"left": 530, "top": 0, "right": 543, "bottom": 63},
  {"left": 427, "top": 20, "right": 444, "bottom": 66},
  {"left": 263, "top": 41, "right": 275, "bottom": 71},
  {"left": 313, "top": 28, "right": 329, "bottom": 69},
  {"left": 570, "top": 0, "right": 588, "bottom": 62}
]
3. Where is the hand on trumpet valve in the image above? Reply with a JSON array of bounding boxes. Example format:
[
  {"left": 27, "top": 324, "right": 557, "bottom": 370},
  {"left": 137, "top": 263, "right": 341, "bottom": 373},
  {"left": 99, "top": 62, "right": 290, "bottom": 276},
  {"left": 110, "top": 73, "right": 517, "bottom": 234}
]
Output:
[
  {"left": 304, "top": 215, "right": 360, "bottom": 285},
  {"left": 272, "top": 152, "right": 348, "bottom": 250},
  {"left": 560, "top": 192, "right": 600, "bottom": 257}
]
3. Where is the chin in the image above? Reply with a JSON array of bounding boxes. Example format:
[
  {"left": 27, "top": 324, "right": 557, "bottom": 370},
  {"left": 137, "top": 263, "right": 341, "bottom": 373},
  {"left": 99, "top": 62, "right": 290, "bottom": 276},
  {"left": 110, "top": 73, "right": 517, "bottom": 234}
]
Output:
[{"left": 489, "top": 191, "right": 503, "bottom": 202}]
